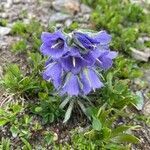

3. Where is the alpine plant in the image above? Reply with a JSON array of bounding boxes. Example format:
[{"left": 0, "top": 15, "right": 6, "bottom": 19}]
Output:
[{"left": 40, "top": 29, "right": 117, "bottom": 122}]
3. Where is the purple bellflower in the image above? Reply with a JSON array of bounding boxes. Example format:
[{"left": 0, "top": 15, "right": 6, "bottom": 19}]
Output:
[
  {"left": 40, "top": 29, "right": 117, "bottom": 96},
  {"left": 61, "top": 47, "right": 87, "bottom": 74},
  {"left": 73, "top": 31, "right": 111, "bottom": 52},
  {"left": 80, "top": 68, "right": 104, "bottom": 95},
  {"left": 61, "top": 73, "right": 80, "bottom": 96},
  {"left": 43, "top": 60, "right": 63, "bottom": 88},
  {"left": 40, "top": 30, "right": 68, "bottom": 58},
  {"left": 95, "top": 50, "right": 118, "bottom": 70}
]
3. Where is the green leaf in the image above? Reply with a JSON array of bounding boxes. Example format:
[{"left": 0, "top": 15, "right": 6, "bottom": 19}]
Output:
[
  {"left": 77, "top": 100, "right": 88, "bottom": 117},
  {"left": 24, "top": 115, "right": 32, "bottom": 124},
  {"left": 63, "top": 100, "right": 74, "bottom": 123},
  {"left": 102, "top": 127, "right": 111, "bottom": 139},
  {"left": 21, "top": 138, "right": 32, "bottom": 150},
  {"left": 44, "top": 132, "right": 53, "bottom": 145},
  {"left": 111, "top": 125, "right": 132, "bottom": 137},
  {"left": 38, "top": 92, "right": 49, "bottom": 101},
  {"left": 11, "top": 40, "right": 27, "bottom": 53},
  {"left": 1, "top": 137, "right": 10, "bottom": 150},
  {"left": 130, "top": 69, "right": 143, "bottom": 78},
  {"left": 113, "top": 81, "right": 127, "bottom": 94},
  {"left": 112, "top": 134, "right": 140, "bottom": 144},
  {"left": 35, "top": 107, "right": 42, "bottom": 112},
  {"left": 105, "top": 143, "right": 130, "bottom": 150},
  {"left": 10, "top": 125, "right": 19, "bottom": 138},
  {"left": 48, "top": 113, "right": 54, "bottom": 123},
  {"left": 92, "top": 117, "right": 102, "bottom": 131},
  {"left": 0, "top": 108, "right": 5, "bottom": 115},
  {"left": 59, "top": 97, "right": 71, "bottom": 109},
  {"left": 133, "top": 91, "right": 144, "bottom": 110},
  {"left": 12, "top": 104, "right": 22, "bottom": 114},
  {"left": 106, "top": 72, "right": 113, "bottom": 90},
  {"left": 0, "top": 118, "right": 9, "bottom": 126},
  {"left": 11, "top": 21, "right": 27, "bottom": 35},
  {"left": 28, "top": 52, "right": 42, "bottom": 69}
]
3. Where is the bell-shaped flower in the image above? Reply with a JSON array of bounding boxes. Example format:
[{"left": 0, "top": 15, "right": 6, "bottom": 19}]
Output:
[
  {"left": 42, "top": 60, "right": 63, "bottom": 88},
  {"left": 95, "top": 50, "right": 118, "bottom": 70},
  {"left": 82, "top": 52, "right": 96, "bottom": 66},
  {"left": 80, "top": 68, "right": 104, "bottom": 95},
  {"left": 40, "top": 29, "right": 118, "bottom": 97},
  {"left": 61, "top": 47, "right": 87, "bottom": 74},
  {"left": 73, "top": 31, "right": 111, "bottom": 52},
  {"left": 93, "top": 31, "right": 112, "bottom": 44},
  {"left": 61, "top": 73, "right": 80, "bottom": 96},
  {"left": 40, "top": 30, "right": 68, "bottom": 58}
]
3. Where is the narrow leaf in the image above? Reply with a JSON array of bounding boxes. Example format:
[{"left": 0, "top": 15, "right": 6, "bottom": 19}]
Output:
[
  {"left": 63, "top": 100, "right": 74, "bottom": 123},
  {"left": 59, "top": 97, "right": 71, "bottom": 109},
  {"left": 77, "top": 100, "right": 90, "bottom": 119},
  {"left": 21, "top": 137, "right": 32, "bottom": 150},
  {"left": 92, "top": 117, "right": 102, "bottom": 131},
  {"left": 112, "top": 125, "right": 132, "bottom": 136},
  {"left": 0, "top": 118, "right": 9, "bottom": 126},
  {"left": 112, "top": 134, "right": 140, "bottom": 144},
  {"left": 133, "top": 91, "right": 144, "bottom": 110}
]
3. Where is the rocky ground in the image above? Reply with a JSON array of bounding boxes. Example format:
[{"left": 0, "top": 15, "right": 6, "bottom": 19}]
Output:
[{"left": 0, "top": 0, "right": 150, "bottom": 149}]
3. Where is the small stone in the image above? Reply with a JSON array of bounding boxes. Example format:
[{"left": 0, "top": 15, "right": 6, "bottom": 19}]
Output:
[
  {"left": 130, "top": 0, "right": 150, "bottom": 5},
  {"left": 53, "top": 133, "right": 58, "bottom": 141},
  {"left": 9, "top": 11, "right": 19, "bottom": 22},
  {"left": 28, "top": 13, "right": 36, "bottom": 20},
  {"left": 145, "top": 48, "right": 150, "bottom": 54},
  {"left": 0, "top": 39, "right": 8, "bottom": 50},
  {"left": 77, "top": 126, "right": 84, "bottom": 133},
  {"left": 142, "top": 101, "right": 150, "bottom": 116},
  {"left": 131, "top": 47, "right": 150, "bottom": 62},
  {"left": 138, "top": 36, "right": 150, "bottom": 43},
  {"left": 80, "top": 4, "right": 92, "bottom": 14},
  {"left": 49, "top": 12, "right": 71, "bottom": 23},
  {"left": 65, "top": 19, "right": 73, "bottom": 27},
  {"left": 23, "top": 19, "right": 30, "bottom": 24},
  {"left": 55, "top": 23, "right": 63, "bottom": 29},
  {"left": 3, "top": 0, "right": 13, "bottom": 8},
  {"left": 143, "top": 68, "right": 150, "bottom": 84},
  {"left": 0, "top": 27, "right": 11, "bottom": 36},
  {"left": 52, "top": 0, "right": 80, "bottom": 14},
  {"left": 75, "top": 13, "right": 90, "bottom": 23},
  {"left": 13, "top": 0, "right": 21, "bottom": 4},
  {"left": 0, "top": 13, "right": 8, "bottom": 19}
]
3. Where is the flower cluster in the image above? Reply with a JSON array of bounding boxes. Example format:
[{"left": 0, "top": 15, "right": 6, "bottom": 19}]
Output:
[{"left": 40, "top": 30, "right": 117, "bottom": 96}]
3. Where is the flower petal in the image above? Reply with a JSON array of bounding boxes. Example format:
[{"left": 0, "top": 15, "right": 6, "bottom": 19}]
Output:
[
  {"left": 85, "top": 68, "right": 103, "bottom": 90},
  {"left": 94, "top": 31, "right": 111, "bottom": 45},
  {"left": 96, "top": 50, "right": 117, "bottom": 70},
  {"left": 106, "top": 51, "right": 118, "bottom": 59},
  {"left": 74, "top": 32, "right": 93, "bottom": 50},
  {"left": 80, "top": 71, "right": 91, "bottom": 95},
  {"left": 41, "top": 30, "right": 65, "bottom": 44},
  {"left": 61, "top": 54, "right": 86, "bottom": 74},
  {"left": 62, "top": 73, "right": 80, "bottom": 96},
  {"left": 82, "top": 52, "right": 95, "bottom": 66},
  {"left": 40, "top": 43, "right": 67, "bottom": 58},
  {"left": 43, "top": 62, "right": 63, "bottom": 88},
  {"left": 80, "top": 68, "right": 103, "bottom": 94},
  {"left": 40, "top": 30, "right": 68, "bottom": 58},
  {"left": 42, "top": 72, "right": 51, "bottom": 81},
  {"left": 98, "top": 57, "right": 113, "bottom": 70}
]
